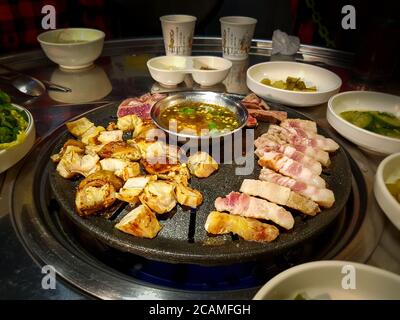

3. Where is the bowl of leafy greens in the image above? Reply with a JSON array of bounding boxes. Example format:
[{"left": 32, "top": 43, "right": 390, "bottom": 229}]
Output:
[{"left": 0, "top": 90, "right": 35, "bottom": 173}]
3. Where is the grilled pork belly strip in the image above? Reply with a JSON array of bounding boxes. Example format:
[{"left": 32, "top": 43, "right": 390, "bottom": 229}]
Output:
[
  {"left": 259, "top": 168, "right": 335, "bottom": 208},
  {"left": 205, "top": 211, "right": 279, "bottom": 242},
  {"left": 258, "top": 151, "right": 326, "bottom": 189},
  {"left": 256, "top": 132, "right": 331, "bottom": 167},
  {"left": 214, "top": 192, "right": 294, "bottom": 230},
  {"left": 240, "top": 179, "right": 320, "bottom": 216},
  {"left": 255, "top": 142, "right": 322, "bottom": 175}
]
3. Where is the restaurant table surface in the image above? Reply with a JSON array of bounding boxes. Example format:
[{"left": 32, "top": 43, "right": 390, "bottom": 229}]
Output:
[{"left": 0, "top": 37, "right": 399, "bottom": 299}]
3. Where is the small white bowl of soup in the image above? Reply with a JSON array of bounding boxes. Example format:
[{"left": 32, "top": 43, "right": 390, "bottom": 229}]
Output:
[
  {"left": 37, "top": 28, "right": 105, "bottom": 69},
  {"left": 151, "top": 91, "right": 248, "bottom": 139},
  {"left": 246, "top": 61, "right": 342, "bottom": 107},
  {"left": 327, "top": 91, "right": 400, "bottom": 155},
  {"left": 374, "top": 152, "right": 400, "bottom": 230}
]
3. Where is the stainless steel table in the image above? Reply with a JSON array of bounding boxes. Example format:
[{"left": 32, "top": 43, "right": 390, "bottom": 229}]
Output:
[{"left": 0, "top": 37, "right": 399, "bottom": 299}]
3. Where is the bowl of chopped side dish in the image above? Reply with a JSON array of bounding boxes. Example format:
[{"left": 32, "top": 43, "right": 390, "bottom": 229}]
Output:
[
  {"left": 327, "top": 91, "right": 400, "bottom": 155},
  {"left": 374, "top": 152, "right": 400, "bottom": 230},
  {"left": 253, "top": 261, "right": 400, "bottom": 300},
  {"left": 0, "top": 91, "right": 36, "bottom": 173},
  {"left": 246, "top": 61, "right": 342, "bottom": 107}
]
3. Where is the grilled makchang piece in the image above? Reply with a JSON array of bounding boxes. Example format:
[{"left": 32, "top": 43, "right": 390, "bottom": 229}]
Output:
[
  {"left": 157, "top": 164, "right": 191, "bottom": 185},
  {"left": 205, "top": 211, "right": 279, "bottom": 242},
  {"left": 255, "top": 141, "right": 322, "bottom": 175},
  {"left": 115, "top": 204, "right": 161, "bottom": 239},
  {"left": 215, "top": 192, "right": 294, "bottom": 230},
  {"left": 175, "top": 183, "right": 203, "bottom": 208},
  {"left": 51, "top": 139, "right": 85, "bottom": 163},
  {"left": 66, "top": 117, "right": 94, "bottom": 137},
  {"left": 97, "top": 130, "right": 123, "bottom": 144},
  {"left": 141, "top": 157, "right": 181, "bottom": 175},
  {"left": 240, "top": 179, "right": 319, "bottom": 216},
  {"left": 117, "top": 114, "right": 143, "bottom": 137},
  {"left": 258, "top": 151, "right": 326, "bottom": 189},
  {"left": 80, "top": 126, "right": 105, "bottom": 145},
  {"left": 98, "top": 141, "right": 141, "bottom": 161},
  {"left": 56, "top": 146, "right": 100, "bottom": 178},
  {"left": 187, "top": 151, "right": 219, "bottom": 178},
  {"left": 139, "top": 180, "right": 176, "bottom": 214},
  {"left": 247, "top": 109, "right": 288, "bottom": 123},
  {"left": 241, "top": 93, "right": 270, "bottom": 110},
  {"left": 75, "top": 170, "right": 123, "bottom": 216},
  {"left": 116, "top": 175, "right": 156, "bottom": 203},
  {"left": 260, "top": 168, "right": 335, "bottom": 208},
  {"left": 100, "top": 158, "right": 140, "bottom": 180},
  {"left": 280, "top": 119, "right": 317, "bottom": 134}
]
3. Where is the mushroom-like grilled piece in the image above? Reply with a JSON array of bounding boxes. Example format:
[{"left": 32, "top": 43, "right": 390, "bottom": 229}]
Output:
[
  {"left": 56, "top": 146, "right": 100, "bottom": 179},
  {"left": 187, "top": 151, "right": 219, "bottom": 178},
  {"left": 115, "top": 204, "right": 161, "bottom": 239},
  {"left": 175, "top": 183, "right": 203, "bottom": 208},
  {"left": 98, "top": 141, "right": 142, "bottom": 161},
  {"left": 66, "top": 117, "right": 94, "bottom": 137},
  {"left": 75, "top": 170, "right": 123, "bottom": 216},
  {"left": 100, "top": 158, "right": 141, "bottom": 181},
  {"left": 139, "top": 180, "right": 176, "bottom": 214}
]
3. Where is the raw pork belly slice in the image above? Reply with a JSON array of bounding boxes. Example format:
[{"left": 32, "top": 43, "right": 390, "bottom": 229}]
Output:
[
  {"left": 259, "top": 168, "right": 335, "bottom": 208},
  {"left": 117, "top": 93, "right": 167, "bottom": 119},
  {"left": 280, "top": 119, "right": 317, "bottom": 134},
  {"left": 258, "top": 151, "right": 326, "bottom": 189},
  {"left": 214, "top": 192, "right": 294, "bottom": 230},
  {"left": 240, "top": 179, "right": 320, "bottom": 216}
]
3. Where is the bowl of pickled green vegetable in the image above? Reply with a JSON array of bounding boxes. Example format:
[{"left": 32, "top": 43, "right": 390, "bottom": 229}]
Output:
[
  {"left": 0, "top": 90, "right": 35, "bottom": 173},
  {"left": 327, "top": 91, "right": 400, "bottom": 155}
]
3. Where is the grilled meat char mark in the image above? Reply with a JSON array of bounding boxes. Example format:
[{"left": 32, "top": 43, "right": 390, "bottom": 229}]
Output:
[{"left": 215, "top": 192, "right": 294, "bottom": 230}]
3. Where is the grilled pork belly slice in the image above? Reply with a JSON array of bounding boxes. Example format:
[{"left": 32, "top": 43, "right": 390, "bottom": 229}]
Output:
[
  {"left": 116, "top": 175, "right": 156, "bottom": 203},
  {"left": 175, "top": 183, "right": 203, "bottom": 208},
  {"left": 100, "top": 158, "right": 140, "bottom": 180},
  {"left": 205, "top": 211, "right": 279, "bottom": 242},
  {"left": 75, "top": 171, "right": 123, "bottom": 216},
  {"left": 248, "top": 109, "right": 288, "bottom": 123},
  {"left": 259, "top": 168, "right": 335, "bottom": 208},
  {"left": 280, "top": 119, "right": 317, "bottom": 134},
  {"left": 255, "top": 142, "right": 322, "bottom": 175},
  {"left": 66, "top": 117, "right": 94, "bottom": 137},
  {"left": 187, "top": 151, "right": 219, "bottom": 178},
  {"left": 240, "top": 179, "right": 320, "bottom": 216},
  {"left": 97, "top": 130, "right": 123, "bottom": 144},
  {"left": 98, "top": 141, "right": 142, "bottom": 161},
  {"left": 214, "top": 192, "right": 294, "bottom": 230},
  {"left": 258, "top": 151, "right": 326, "bottom": 189},
  {"left": 115, "top": 204, "right": 161, "bottom": 239},
  {"left": 139, "top": 180, "right": 177, "bottom": 214}
]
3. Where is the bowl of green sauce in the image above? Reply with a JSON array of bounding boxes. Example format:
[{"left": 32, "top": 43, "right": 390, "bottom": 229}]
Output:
[{"left": 327, "top": 91, "right": 400, "bottom": 155}]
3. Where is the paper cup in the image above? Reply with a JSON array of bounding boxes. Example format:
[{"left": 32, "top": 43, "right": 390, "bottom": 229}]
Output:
[
  {"left": 160, "top": 15, "right": 197, "bottom": 56},
  {"left": 220, "top": 16, "right": 257, "bottom": 60}
]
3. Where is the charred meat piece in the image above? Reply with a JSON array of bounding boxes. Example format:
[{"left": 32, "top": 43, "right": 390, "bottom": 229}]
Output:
[
  {"left": 115, "top": 204, "right": 161, "bottom": 239},
  {"left": 240, "top": 179, "right": 320, "bottom": 216},
  {"left": 75, "top": 170, "right": 123, "bottom": 216},
  {"left": 259, "top": 168, "right": 335, "bottom": 208},
  {"left": 139, "top": 180, "right": 176, "bottom": 214},
  {"left": 248, "top": 109, "right": 288, "bottom": 123},
  {"left": 98, "top": 141, "right": 142, "bottom": 161},
  {"left": 66, "top": 117, "right": 94, "bottom": 137},
  {"left": 215, "top": 191, "right": 294, "bottom": 230},
  {"left": 205, "top": 211, "right": 279, "bottom": 242},
  {"left": 246, "top": 114, "right": 258, "bottom": 128},
  {"left": 258, "top": 151, "right": 326, "bottom": 189},
  {"left": 241, "top": 93, "right": 270, "bottom": 110},
  {"left": 187, "top": 151, "right": 219, "bottom": 178}
]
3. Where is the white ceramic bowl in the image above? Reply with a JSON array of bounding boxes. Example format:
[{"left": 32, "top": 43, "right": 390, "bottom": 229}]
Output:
[
  {"left": 374, "top": 152, "right": 400, "bottom": 230},
  {"left": 246, "top": 61, "right": 342, "bottom": 107},
  {"left": 327, "top": 91, "right": 400, "bottom": 155},
  {"left": 146, "top": 55, "right": 232, "bottom": 87},
  {"left": 37, "top": 28, "right": 105, "bottom": 69},
  {"left": 254, "top": 261, "right": 400, "bottom": 300},
  {"left": 0, "top": 104, "right": 35, "bottom": 174},
  {"left": 191, "top": 56, "right": 232, "bottom": 86}
]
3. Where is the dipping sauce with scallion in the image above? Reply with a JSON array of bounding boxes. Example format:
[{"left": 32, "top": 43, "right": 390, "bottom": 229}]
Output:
[{"left": 158, "top": 101, "right": 240, "bottom": 136}]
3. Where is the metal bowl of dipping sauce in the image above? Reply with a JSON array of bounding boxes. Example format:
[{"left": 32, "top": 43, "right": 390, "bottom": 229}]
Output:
[{"left": 151, "top": 91, "right": 248, "bottom": 140}]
